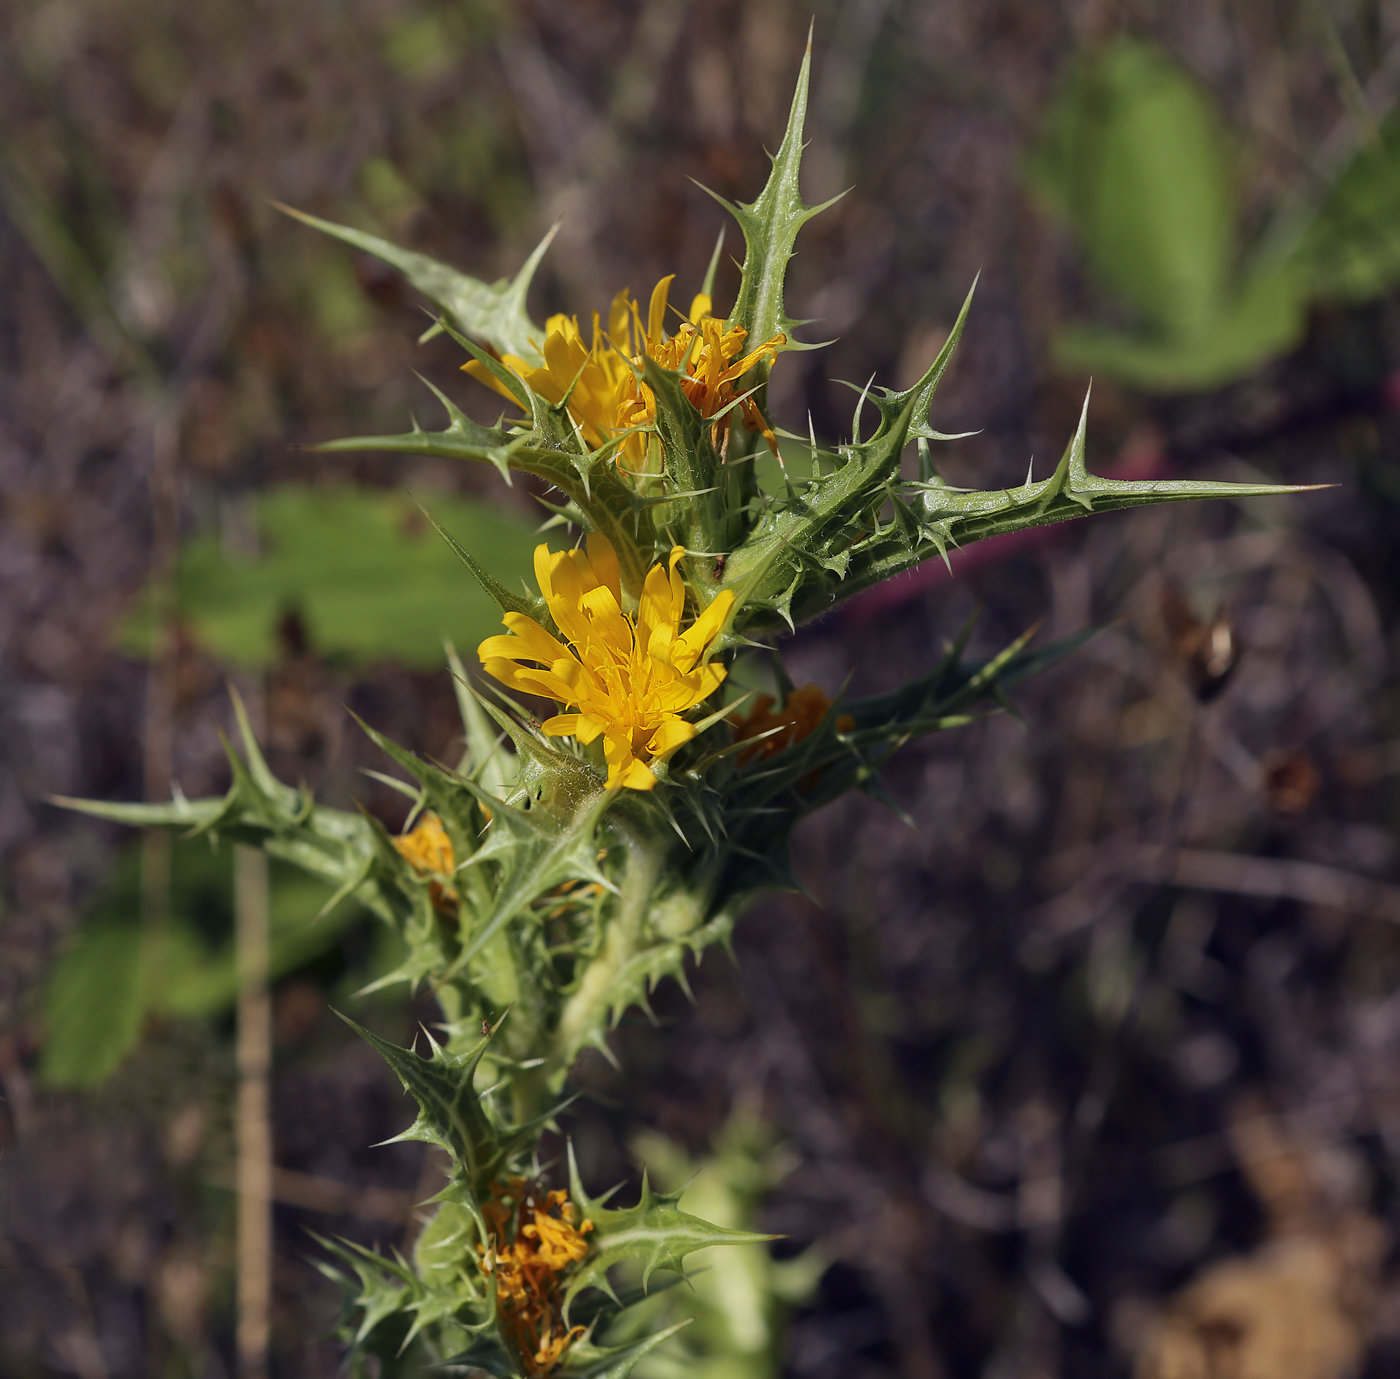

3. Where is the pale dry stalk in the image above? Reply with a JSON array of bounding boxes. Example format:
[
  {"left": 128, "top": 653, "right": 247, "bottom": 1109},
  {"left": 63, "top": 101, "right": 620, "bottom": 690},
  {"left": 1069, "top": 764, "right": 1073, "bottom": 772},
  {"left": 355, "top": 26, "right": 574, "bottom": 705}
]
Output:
[{"left": 235, "top": 843, "right": 272, "bottom": 1379}]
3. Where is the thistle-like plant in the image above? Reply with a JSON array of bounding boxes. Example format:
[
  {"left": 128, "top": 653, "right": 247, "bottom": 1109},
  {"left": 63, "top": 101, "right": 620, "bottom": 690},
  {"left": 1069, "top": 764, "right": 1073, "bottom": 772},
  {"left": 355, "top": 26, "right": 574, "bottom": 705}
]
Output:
[{"left": 63, "top": 41, "right": 1308, "bottom": 1378}]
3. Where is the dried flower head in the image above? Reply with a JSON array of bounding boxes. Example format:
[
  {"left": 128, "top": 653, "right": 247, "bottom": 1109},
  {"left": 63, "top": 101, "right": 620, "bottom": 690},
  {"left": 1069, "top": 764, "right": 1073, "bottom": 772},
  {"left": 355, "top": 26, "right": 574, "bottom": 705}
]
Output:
[
  {"left": 729, "top": 683, "right": 854, "bottom": 764},
  {"left": 479, "top": 1178, "right": 594, "bottom": 1376}
]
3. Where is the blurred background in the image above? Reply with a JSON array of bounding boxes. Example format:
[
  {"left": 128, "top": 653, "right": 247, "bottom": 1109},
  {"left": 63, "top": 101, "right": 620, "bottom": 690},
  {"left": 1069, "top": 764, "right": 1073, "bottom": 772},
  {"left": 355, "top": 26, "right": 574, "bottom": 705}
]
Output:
[{"left": 4, "top": 0, "right": 1400, "bottom": 1375}]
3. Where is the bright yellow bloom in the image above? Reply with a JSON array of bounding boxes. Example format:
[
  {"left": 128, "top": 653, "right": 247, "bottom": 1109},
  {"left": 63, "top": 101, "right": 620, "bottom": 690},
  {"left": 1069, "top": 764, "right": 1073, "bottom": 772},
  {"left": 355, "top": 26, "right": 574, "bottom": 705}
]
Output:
[
  {"left": 479, "top": 1179, "right": 593, "bottom": 1376},
  {"left": 479, "top": 534, "right": 733, "bottom": 791},
  {"left": 463, "top": 275, "right": 783, "bottom": 471}
]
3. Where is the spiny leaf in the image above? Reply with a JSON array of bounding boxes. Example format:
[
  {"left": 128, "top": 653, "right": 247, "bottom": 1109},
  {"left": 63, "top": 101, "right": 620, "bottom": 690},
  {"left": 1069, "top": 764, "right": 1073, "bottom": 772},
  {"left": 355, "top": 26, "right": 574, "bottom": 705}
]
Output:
[
  {"left": 715, "top": 34, "right": 842, "bottom": 379},
  {"left": 892, "top": 275, "right": 978, "bottom": 445},
  {"left": 438, "top": 1325, "right": 517, "bottom": 1378},
  {"left": 442, "top": 788, "right": 614, "bottom": 983},
  {"left": 726, "top": 384, "right": 1321, "bottom": 637},
  {"left": 229, "top": 683, "right": 287, "bottom": 799},
  {"left": 312, "top": 1233, "right": 418, "bottom": 1348},
  {"left": 337, "top": 1012, "right": 498, "bottom": 1172},
  {"left": 640, "top": 356, "right": 726, "bottom": 555},
  {"left": 51, "top": 792, "right": 225, "bottom": 830},
  {"left": 558, "top": 1319, "right": 695, "bottom": 1378},
  {"left": 446, "top": 643, "right": 519, "bottom": 799},
  {"left": 316, "top": 422, "right": 654, "bottom": 597},
  {"left": 564, "top": 1145, "right": 776, "bottom": 1307},
  {"left": 467, "top": 691, "right": 607, "bottom": 810},
  {"left": 350, "top": 711, "right": 472, "bottom": 829},
  {"left": 418, "top": 500, "right": 548, "bottom": 624},
  {"left": 277, "top": 203, "right": 556, "bottom": 365}
]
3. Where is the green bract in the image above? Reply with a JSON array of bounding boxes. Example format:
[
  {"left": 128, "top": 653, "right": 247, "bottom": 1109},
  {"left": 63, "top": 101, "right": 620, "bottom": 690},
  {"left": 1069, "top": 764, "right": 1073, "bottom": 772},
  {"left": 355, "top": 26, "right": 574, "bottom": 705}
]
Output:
[{"left": 63, "top": 40, "right": 1310, "bottom": 1379}]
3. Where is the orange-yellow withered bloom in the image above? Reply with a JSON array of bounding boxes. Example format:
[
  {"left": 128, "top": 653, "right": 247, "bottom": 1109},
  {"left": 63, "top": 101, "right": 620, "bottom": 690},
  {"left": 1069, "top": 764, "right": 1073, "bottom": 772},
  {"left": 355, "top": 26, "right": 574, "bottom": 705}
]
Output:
[
  {"left": 478, "top": 534, "right": 734, "bottom": 790},
  {"left": 463, "top": 275, "right": 783, "bottom": 470},
  {"left": 729, "top": 684, "right": 855, "bottom": 765},
  {"left": 478, "top": 1178, "right": 593, "bottom": 1375}
]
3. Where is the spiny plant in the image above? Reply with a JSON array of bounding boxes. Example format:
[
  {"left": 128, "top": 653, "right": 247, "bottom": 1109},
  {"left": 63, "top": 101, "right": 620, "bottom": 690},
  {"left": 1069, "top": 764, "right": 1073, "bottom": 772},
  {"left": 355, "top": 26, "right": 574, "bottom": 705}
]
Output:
[{"left": 62, "top": 40, "right": 1308, "bottom": 1378}]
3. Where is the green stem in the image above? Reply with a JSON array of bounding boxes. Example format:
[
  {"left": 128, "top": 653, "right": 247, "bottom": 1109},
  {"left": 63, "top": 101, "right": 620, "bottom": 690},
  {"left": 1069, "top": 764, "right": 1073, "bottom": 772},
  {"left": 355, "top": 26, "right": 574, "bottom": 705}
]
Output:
[
  {"left": 547, "top": 830, "right": 661, "bottom": 1085},
  {"left": 475, "top": 927, "right": 553, "bottom": 1126}
]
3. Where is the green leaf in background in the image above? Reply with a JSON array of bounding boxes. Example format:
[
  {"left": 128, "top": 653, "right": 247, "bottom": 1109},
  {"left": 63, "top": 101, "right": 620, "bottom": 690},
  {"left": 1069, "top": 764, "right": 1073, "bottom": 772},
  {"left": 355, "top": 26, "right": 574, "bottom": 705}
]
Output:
[
  {"left": 39, "top": 838, "right": 376, "bottom": 1087},
  {"left": 41, "top": 920, "right": 146, "bottom": 1088},
  {"left": 122, "top": 485, "right": 541, "bottom": 670},
  {"left": 1053, "top": 256, "right": 1306, "bottom": 391},
  {"left": 1030, "top": 36, "right": 1400, "bottom": 392},
  {"left": 1027, "top": 37, "right": 1307, "bottom": 390},
  {"left": 1029, "top": 38, "right": 1236, "bottom": 342},
  {"left": 1295, "top": 106, "right": 1400, "bottom": 304},
  {"left": 612, "top": 1108, "right": 825, "bottom": 1379}
]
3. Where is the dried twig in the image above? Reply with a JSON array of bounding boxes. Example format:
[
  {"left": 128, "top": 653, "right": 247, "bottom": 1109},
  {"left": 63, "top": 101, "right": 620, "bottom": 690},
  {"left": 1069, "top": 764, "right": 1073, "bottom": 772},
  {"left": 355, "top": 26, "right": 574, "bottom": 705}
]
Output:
[{"left": 234, "top": 844, "right": 271, "bottom": 1379}]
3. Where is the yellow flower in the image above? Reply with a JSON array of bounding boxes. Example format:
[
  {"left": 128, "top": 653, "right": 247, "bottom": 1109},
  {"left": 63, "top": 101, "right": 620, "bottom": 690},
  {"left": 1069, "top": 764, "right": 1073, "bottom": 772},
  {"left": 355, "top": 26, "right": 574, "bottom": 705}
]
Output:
[
  {"left": 394, "top": 812, "right": 459, "bottom": 913},
  {"left": 463, "top": 275, "right": 783, "bottom": 471},
  {"left": 393, "top": 811, "right": 454, "bottom": 873},
  {"left": 478, "top": 534, "right": 733, "bottom": 791},
  {"left": 479, "top": 1179, "right": 593, "bottom": 1376}
]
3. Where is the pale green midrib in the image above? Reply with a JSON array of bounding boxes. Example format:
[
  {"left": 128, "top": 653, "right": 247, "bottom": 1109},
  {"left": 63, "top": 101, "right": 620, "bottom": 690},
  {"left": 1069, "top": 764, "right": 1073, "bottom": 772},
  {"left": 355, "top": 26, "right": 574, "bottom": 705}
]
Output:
[{"left": 547, "top": 833, "right": 659, "bottom": 1083}]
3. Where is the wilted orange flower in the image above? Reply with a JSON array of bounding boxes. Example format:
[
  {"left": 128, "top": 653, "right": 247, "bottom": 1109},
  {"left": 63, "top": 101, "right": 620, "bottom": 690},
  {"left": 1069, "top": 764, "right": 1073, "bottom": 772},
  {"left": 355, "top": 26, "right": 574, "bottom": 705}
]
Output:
[
  {"left": 463, "top": 276, "right": 783, "bottom": 470},
  {"left": 479, "top": 1179, "right": 594, "bottom": 1375},
  {"left": 479, "top": 534, "right": 733, "bottom": 790},
  {"left": 729, "top": 684, "right": 854, "bottom": 765}
]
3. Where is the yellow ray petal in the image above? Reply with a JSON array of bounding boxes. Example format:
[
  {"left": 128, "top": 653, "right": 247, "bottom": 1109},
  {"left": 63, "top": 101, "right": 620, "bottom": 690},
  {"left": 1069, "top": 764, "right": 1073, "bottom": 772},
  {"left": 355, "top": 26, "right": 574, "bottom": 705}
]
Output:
[
  {"left": 608, "top": 287, "right": 633, "bottom": 352},
  {"left": 647, "top": 716, "right": 696, "bottom": 760},
  {"left": 647, "top": 275, "right": 675, "bottom": 347},
  {"left": 584, "top": 532, "right": 621, "bottom": 603},
  {"left": 533, "top": 543, "right": 563, "bottom": 602},
  {"left": 620, "top": 759, "right": 657, "bottom": 789},
  {"left": 480, "top": 658, "right": 576, "bottom": 704},
  {"left": 498, "top": 614, "right": 571, "bottom": 665},
  {"left": 671, "top": 589, "right": 734, "bottom": 673}
]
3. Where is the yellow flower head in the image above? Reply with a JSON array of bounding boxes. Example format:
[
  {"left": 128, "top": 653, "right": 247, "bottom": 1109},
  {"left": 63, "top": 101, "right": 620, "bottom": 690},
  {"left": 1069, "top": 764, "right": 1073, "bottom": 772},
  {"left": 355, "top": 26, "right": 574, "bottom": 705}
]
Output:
[
  {"left": 478, "top": 534, "right": 734, "bottom": 791},
  {"left": 479, "top": 1179, "right": 593, "bottom": 1376},
  {"left": 393, "top": 811, "right": 454, "bottom": 873},
  {"left": 393, "top": 812, "right": 460, "bottom": 913},
  {"left": 463, "top": 275, "right": 783, "bottom": 471}
]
